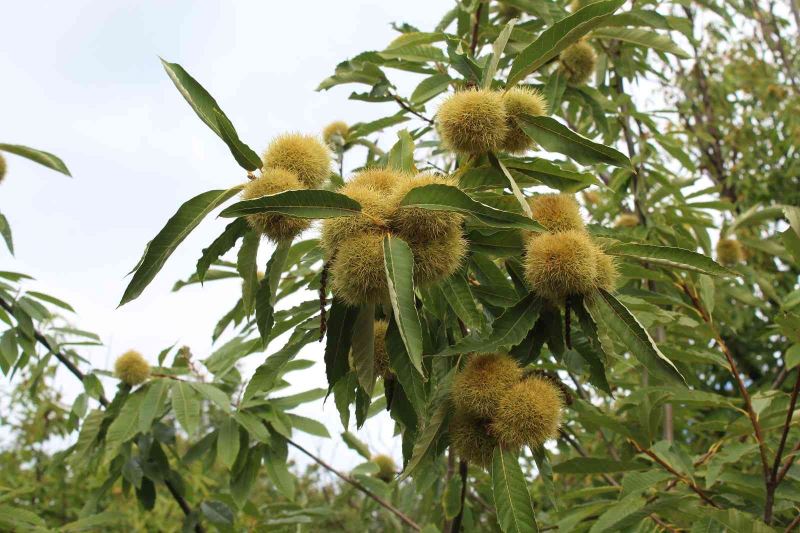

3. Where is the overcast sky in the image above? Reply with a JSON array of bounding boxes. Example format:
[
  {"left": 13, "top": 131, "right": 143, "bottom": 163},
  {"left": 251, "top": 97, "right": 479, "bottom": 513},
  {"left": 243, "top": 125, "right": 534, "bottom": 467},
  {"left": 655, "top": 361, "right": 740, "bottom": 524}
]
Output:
[{"left": 1, "top": 0, "right": 452, "bottom": 470}]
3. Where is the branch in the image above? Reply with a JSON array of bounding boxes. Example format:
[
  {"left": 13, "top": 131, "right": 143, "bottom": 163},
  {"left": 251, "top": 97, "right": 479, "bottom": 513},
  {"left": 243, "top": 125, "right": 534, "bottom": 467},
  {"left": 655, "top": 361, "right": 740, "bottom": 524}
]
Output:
[
  {"left": 0, "top": 295, "right": 206, "bottom": 533},
  {"left": 559, "top": 429, "right": 678, "bottom": 531},
  {"left": 286, "top": 437, "right": 421, "bottom": 531},
  {"left": 390, "top": 91, "right": 435, "bottom": 125},
  {"left": 449, "top": 460, "right": 468, "bottom": 533},
  {"left": 678, "top": 281, "right": 772, "bottom": 484},
  {"left": 778, "top": 440, "right": 800, "bottom": 485},
  {"left": 629, "top": 439, "right": 720, "bottom": 509},
  {"left": 469, "top": 3, "right": 483, "bottom": 57}
]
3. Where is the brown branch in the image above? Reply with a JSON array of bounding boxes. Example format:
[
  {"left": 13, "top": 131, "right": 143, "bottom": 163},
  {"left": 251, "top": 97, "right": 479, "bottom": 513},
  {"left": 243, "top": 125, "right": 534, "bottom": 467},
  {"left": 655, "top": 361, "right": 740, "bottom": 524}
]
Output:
[
  {"left": 787, "top": 511, "right": 800, "bottom": 532},
  {"left": 778, "top": 440, "right": 800, "bottom": 485},
  {"left": 766, "top": 368, "right": 800, "bottom": 523},
  {"left": 0, "top": 295, "right": 206, "bottom": 533},
  {"left": 286, "top": 438, "right": 421, "bottom": 531},
  {"left": 679, "top": 280, "right": 772, "bottom": 486},
  {"left": 469, "top": 3, "right": 483, "bottom": 57},
  {"left": 390, "top": 91, "right": 435, "bottom": 125},
  {"left": 629, "top": 439, "right": 720, "bottom": 509},
  {"left": 559, "top": 429, "right": 677, "bottom": 531},
  {"left": 449, "top": 460, "right": 468, "bottom": 533}
]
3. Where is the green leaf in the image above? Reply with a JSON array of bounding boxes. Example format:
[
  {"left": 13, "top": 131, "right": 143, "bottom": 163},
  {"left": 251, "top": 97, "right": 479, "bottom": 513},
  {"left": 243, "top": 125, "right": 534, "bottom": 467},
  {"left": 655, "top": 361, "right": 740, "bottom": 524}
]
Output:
[
  {"left": 201, "top": 500, "right": 235, "bottom": 526},
  {"left": 606, "top": 243, "right": 735, "bottom": 276},
  {"left": 138, "top": 379, "right": 169, "bottom": 432},
  {"left": 172, "top": 381, "right": 200, "bottom": 435},
  {"left": 441, "top": 273, "right": 485, "bottom": 331},
  {"left": 786, "top": 344, "right": 800, "bottom": 369},
  {"left": 0, "top": 143, "right": 71, "bottom": 176},
  {"left": 238, "top": 230, "right": 260, "bottom": 315},
  {"left": 0, "top": 213, "right": 13, "bottom": 255},
  {"left": 105, "top": 392, "right": 144, "bottom": 456},
  {"left": 410, "top": 73, "right": 452, "bottom": 104},
  {"left": 492, "top": 445, "right": 539, "bottom": 533},
  {"left": 217, "top": 416, "right": 240, "bottom": 469},
  {"left": 436, "top": 293, "right": 541, "bottom": 356},
  {"left": 592, "top": 27, "right": 690, "bottom": 58},
  {"left": 383, "top": 236, "right": 424, "bottom": 376},
  {"left": 287, "top": 414, "right": 330, "bottom": 437},
  {"left": 386, "top": 317, "right": 427, "bottom": 416},
  {"left": 507, "top": 0, "right": 625, "bottom": 86},
  {"left": 120, "top": 186, "right": 243, "bottom": 306},
  {"left": 324, "top": 299, "right": 359, "bottom": 390},
  {"left": 196, "top": 218, "right": 248, "bottom": 283},
  {"left": 244, "top": 328, "right": 317, "bottom": 403},
  {"left": 214, "top": 109, "right": 262, "bottom": 170},
  {"left": 190, "top": 382, "right": 230, "bottom": 411},
  {"left": 220, "top": 189, "right": 362, "bottom": 219},
  {"left": 160, "top": 59, "right": 261, "bottom": 171},
  {"left": 399, "top": 392, "right": 451, "bottom": 480},
  {"left": 586, "top": 290, "right": 686, "bottom": 385},
  {"left": 400, "top": 184, "right": 543, "bottom": 231},
  {"left": 351, "top": 304, "right": 376, "bottom": 395},
  {"left": 515, "top": 114, "right": 631, "bottom": 169},
  {"left": 25, "top": 291, "right": 74, "bottom": 312},
  {"left": 553, "top": 457, "right": 648, "bottom": 474},
  {"left": 488, "top": 153, "right": 534, "bottom": 217},
  {"left": 388, "top": 130, "right": 416, "bottom": 173},
  {"left": 256, "top": 241, "right": 290, "bottom": 347},
  {"left": 342, "top": 430, "right": 372, "bottom": 459},
  {"left": 483, "top": 18, "right": 517, "bottom": 89},
  {"left": 233, "top": 411, "right": 271, "bottom": 443}
]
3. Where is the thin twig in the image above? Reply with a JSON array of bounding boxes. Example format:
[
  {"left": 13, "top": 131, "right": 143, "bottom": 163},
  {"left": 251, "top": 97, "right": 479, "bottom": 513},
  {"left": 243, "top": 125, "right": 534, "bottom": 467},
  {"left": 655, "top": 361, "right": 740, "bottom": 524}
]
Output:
[
  {"left": 629, "top": 439, "right": 720, "bottom": 508},
  {"left": 390, "top": 91, "right": 435, "bottom": 125},
  {"left": 286, "top": 438, "right": 421, "bottom": 531},
  {"left": 766, "top": 369, "right": 800, "bottom": 523},
  {"left": 450, "top": 460, "right": 468, "bottom": 533},
  {"left": 470, "top": 3, "right": 483, "bottom": 57},
  {"left": 678, "top": 281, "right": 772, "bottom": 485},
  {"left": 778, "top": 441, "right": 800, "bottom": 485}
]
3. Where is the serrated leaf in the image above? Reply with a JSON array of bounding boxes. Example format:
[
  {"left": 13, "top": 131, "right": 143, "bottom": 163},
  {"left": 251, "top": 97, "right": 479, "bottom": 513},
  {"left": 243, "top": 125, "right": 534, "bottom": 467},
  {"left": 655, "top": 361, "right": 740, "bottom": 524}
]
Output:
[
  {"left": 388, "top": 130, "right": 416, "bottom": 173},
  {"left": 217, "top": 416, "right": 240, "bottom": 469},
  {"left": 138, "top": 379, "right": 169, "bottom": 432},
  {"left": 172, "top": 381, "right": 200, "bottom": 435},
  {"left": 383, "top": 236, "right": 424, "bottom": 377},
  {"left": 507, "top": 0, "right": 625, "bottom": 86},
  {"left": 483, "top": 18, "right": 517, "bottom": 89},
  {"left": 606, "top": 243, "right": 734, "bottom": 276},
  {"left": 592, "top": 27, "right": 690, "bottom": 58},
  {"left": 400, "top": 183, "right": 543, "bottom": 231},
  {"left": 160, "top": 59, "right": 260, "bottom": 171},
  {"left": 238, "top": 230, "right": 260, "bottom": 315},
  {"left": 586, "top": 290, "right": 686, "bottom": 385},
  {"left": 220, "top": 189, "right": 362, "bottom": 219},
  {"left": 120, "top": 186, "right": 243, "bottom": 306},
  {"left": 0, "top": 143, "right": 71, "bottom": 176},
  {"left": 196, "top": 218, "right": 248, "bottom": 283},
  {"left": 351, "top": 304, "right": 376, "bottom": 395},
  {"left": 516, "top": 114, "right": 631, "bottom": 169},
  {"left": 256, "top": 240, "right": 290, "bottom": 347},
  {"left": 410, "top": 73, "right": 452, "bottom": 104},
  {"left": 492, "top": 445, "right": 539, "bottom": 533},
  {"left": 324, "top": 299, "right": 359, "bottom": 390},
  {"left": 436, "top": 293, "right": 541, "bottom": 356}
]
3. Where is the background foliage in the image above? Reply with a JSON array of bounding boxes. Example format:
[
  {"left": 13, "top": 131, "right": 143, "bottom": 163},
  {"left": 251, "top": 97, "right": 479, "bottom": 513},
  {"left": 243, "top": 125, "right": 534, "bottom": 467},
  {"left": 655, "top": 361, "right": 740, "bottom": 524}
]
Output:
[{"left": 2, "top": 0, "right": 800, "bottom": 531}]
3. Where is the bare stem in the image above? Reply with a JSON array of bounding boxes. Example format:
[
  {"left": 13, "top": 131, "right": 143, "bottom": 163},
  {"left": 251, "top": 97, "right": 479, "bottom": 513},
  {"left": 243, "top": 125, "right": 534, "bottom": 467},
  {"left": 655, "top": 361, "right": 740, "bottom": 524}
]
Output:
[
  {"left": 629, "top": 439, "right": 720, "bottom": 508},
  {"left": 286, "top": 438, "right": 421, "bottom": 531}
]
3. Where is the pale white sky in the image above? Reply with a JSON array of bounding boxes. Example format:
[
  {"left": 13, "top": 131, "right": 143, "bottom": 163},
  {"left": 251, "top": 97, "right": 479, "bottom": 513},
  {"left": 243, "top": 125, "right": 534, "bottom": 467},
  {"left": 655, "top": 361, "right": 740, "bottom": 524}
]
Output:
[{"left": 1, "top": 0, "right": 450, "bottom": 470}]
